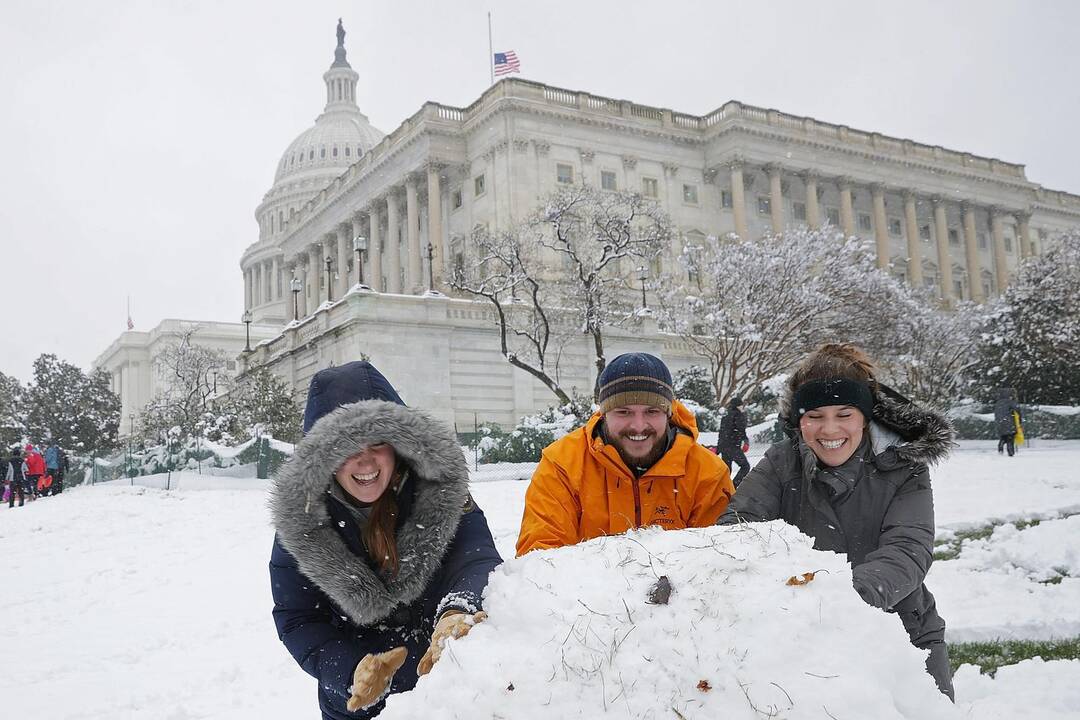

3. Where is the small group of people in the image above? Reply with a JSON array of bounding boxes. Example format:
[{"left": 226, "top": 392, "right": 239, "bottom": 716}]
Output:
[
  {"left": 4, "top": 442, "right": 68, "bottom": 508},
  {"left": 269, "top": 343, "right": 955, "bottom": 719}
]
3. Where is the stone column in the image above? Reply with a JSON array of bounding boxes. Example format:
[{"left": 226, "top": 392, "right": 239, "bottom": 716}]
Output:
[
  {"left": 426, "top": 163, "right": 444, "bottom": 288},
  {"left": 903, "top": 190, "right": 923, "bottom": 287},
  {"left": 871, "top": 183, "right": 889, "bottom": 270},
  {"left": 368, "top": 204, "right": 383, "bottom": 292},
  {"left": 932, "top": 198, "right": 954, "bottom": 304},
  {"left": 386, "top": 190, "right": 402, "bottom": 293},
  {"left": 255, "top": 263, "right": 265, "bottom": 307},
  {"left": 271, "top": 256, "right": 280, "bottom": 301},
  {"left": 990, "top": 208, "right": 1010, "bottom": 296},
  {"left": 803, "top": 171, "right": 820, "bottom": 229},
  {"left": 296, "top": 257, "right": 309, "bottom": 317},
  {"left": 962, "top": 202, "right": 984, "bottom": 303},
  {"left": 729, "top": 160, "right": 748, "bottom": 239},
  {"left": 1016, "top": 211, "right": 1032, "bottom": 260},
  {"left": 243, "top": 267, "right": 251, "bottom": 310},
  {"left": 405, "top": 176, "right": 421, "bottom": 293},
  {"left": 336, "top": 224, "right": 350, "bottom": 297},
  {"left": 838, "top": 177, "right": 855, "bottom": 237},
  {"left": 766, "top": 163, "right": 784, "bottom": 234},
  {"left": 307, "top": 244, "right": 321, "bottom": 311}
]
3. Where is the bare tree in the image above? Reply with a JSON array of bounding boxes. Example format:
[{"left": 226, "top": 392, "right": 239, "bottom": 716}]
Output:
[
  {"left": 451, "top": 185, "right": 672, "bottom": 401},
  {"left": 140, "top": 327, "right": 226, "bottom": 441}
]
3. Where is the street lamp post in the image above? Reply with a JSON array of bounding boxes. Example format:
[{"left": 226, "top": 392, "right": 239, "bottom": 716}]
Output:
[
  {"left": 241, "top": 309, "right": 252, "bottom": 352},
  {"left": 637, "top": 266, "right": 648, "bottom": 310},
  {"left": 353, "top": 235, "right": 369, "bottom": 289},
  {"left": 290, "top": 277, "right": 302, "bottom": 321},
  {"left": 425, "top": 243, "right": 435, "bottom": 292},
  {"left": 324, "top": 256, "right": 334, "bottom": 303}
]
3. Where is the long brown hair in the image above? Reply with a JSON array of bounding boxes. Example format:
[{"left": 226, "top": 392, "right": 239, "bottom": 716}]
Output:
[
  {"left": 789, "top": 343, "right": 878, "bottom": 395},
  {"left": 363, "top": 464, "right": 403, "bottom": 578}
]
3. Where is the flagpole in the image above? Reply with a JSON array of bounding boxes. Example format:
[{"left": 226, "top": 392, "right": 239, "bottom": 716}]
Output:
[{"left": 487, "top": 12, "right": 494, "bottom": 86}]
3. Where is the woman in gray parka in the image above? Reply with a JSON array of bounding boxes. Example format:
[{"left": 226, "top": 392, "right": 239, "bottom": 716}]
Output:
[{"left": 718, "top": 343, "right": 955, "bottom": 699}]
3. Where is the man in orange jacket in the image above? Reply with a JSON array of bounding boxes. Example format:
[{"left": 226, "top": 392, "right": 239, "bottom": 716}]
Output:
[{"left": 516, "top": 353, "right": 735, "bottom": 556}]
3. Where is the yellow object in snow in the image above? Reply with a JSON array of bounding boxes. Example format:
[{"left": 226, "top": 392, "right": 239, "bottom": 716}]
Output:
[{"left": 1013, "top": 410, "right": 1025, "bottom": 446}]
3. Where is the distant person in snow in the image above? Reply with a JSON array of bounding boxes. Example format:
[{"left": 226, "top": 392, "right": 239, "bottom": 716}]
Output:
[
  {"left": 23, "top": 444, "right": 45, "bottom": 501},
  {"left": 269, "top": 361, "right": 502, "bottom": 719},
  {"left": 5, "top": 447, "right": 25, "bottom": 508},
  {"left": 717, "top": 396, "right": 751, "bottom": 487},
  {"left": 717, "top": 343, "right": 956, "bottom": 700},
  {"left": 516, "top": 352, "right": 734, "bottom": 556},
  {"left": 45, "top": 442, "right": 66, "bottom": 495},
  {"left": 993, "top": 388, "right": 1022, "bottom": 457}
]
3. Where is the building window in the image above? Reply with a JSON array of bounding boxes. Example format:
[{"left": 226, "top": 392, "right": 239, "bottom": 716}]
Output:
[
  {"left": 226, "top": 360, "right": 237, "bottom": 371},
  {"left": 983, "top": 279, "right": 993, "bottom": 297},
  {"left": 320, "top": 147, "right": 326, "bottom": 159},
  {"left": 978, "top": 232, "right": 988, "bottom": 249},
  {"left": 309, "top": 149, "right": 315, "bottom": 160},
  {"left": 683, "top": 184, "right": 699, "bottom": 204},
  {"left": 642, "top": 177, "right": 658, "bottom": 198},
  {"left": 1004, "top": 235, "right": 1013, "bottom": 252},
  {"left": 757, "top": 196, "right": 771, "bottom": 215},
  {"left": 452, "top": 189, "right": 463, "bottom": 210},
  {"left": 858, "top": 213, "right": 873, "bottom": 232},
  {"left": 345, "top": 147, "right": 351, "bottom": 157},
  {"left": 357, "top": 145, "right": 363, "bottom": 157},
  {"left": 888, "top": 218, "right": 903, "bottom": 237},
  {"left": 556, "top": 163, "right": 574, "bottom": 184},
  {"left": 721, "top": 190, "right": 733, "bottom": 208},
  {"left": 920, "top": 224, "right": 931, "bottom": 241},
  {"left": 953, "top": 279, "right": 964, "bottom": 299},
  {"left": 601, "top": 170, "right": 617, "bottom": 191},
  {"left": 948, "top": 228, "right": 959, "bottom": 246},
  {"left": 826, "top": 208, "right": 841, "bottom": 226},
  {"left": 332, "top": 146, "right": 338, "bottom": 158},
  {"left": 474, "top": 174, "right": 486, "bottom": 197},
  {"left": 793, "top": 202, "right": 806, "bottom": 221},
  {"left": 453, "top": 252, "right": 465, "bottom": 281}
]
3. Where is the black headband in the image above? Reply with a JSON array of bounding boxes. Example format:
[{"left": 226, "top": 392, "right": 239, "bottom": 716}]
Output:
[{"left": 791, "top": 378, "right": 874, "bottom": 425}]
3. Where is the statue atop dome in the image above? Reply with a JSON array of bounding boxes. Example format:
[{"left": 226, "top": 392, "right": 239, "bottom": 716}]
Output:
[
  {"left": 336, "top": 18, "right": 345, "bottom": 48},
  {"left": 332, "top": 18, "right": 350, "bottom": 68}
]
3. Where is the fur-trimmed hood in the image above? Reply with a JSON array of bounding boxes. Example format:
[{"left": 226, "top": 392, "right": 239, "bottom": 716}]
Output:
[
  {"left": 780, "top": 384, "right": 955, "bottom": 466},
  {"left": 270, "top": 399, "right": 470, "bottom": 626}
]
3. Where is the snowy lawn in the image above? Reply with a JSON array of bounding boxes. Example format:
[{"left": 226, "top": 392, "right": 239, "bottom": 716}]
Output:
[{"left": 1, "top": 440, "right": 1078, "bottom": 718}]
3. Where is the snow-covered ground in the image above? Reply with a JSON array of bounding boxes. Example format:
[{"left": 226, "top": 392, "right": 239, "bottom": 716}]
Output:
[{"left": 2, "top": 440, "right": 1078, "bottom": 718}]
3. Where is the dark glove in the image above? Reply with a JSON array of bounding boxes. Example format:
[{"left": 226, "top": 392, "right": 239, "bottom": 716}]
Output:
[
  {"left": 346, "top": 646, "right": 407, "bottom": 712},
  {"left": 417, "top": 610, "right": 488, "bottom": 676}
]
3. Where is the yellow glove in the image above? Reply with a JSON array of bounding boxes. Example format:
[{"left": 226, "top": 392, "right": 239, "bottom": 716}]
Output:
[
  {"left": 346, "top": 646, "right": 407, "bottom": 712},
  {"left": 416, "top": 610, "right": 488, "bottom": 676}
]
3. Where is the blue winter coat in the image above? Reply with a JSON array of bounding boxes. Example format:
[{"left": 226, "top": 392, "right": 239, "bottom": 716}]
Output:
[
  {"left": 269, "top": 362, "right": 502, "bottom": 719},
  {"left": 45, "top": 445, "right": 61, "bottom": 470}
]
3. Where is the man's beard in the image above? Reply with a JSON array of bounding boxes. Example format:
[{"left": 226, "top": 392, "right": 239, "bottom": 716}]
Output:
[{"left": 610, "top": 429, "right": 667, "bottom": 471}]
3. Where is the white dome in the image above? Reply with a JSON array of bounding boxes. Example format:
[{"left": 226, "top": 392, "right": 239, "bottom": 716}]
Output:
[{"left": 272, "top": 110, "right": 385, "bottom": 187}]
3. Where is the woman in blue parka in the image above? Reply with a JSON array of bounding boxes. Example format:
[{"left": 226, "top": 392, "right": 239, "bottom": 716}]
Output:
[{"left": 269, "top": 361, "right": 502, "bottom": 718}]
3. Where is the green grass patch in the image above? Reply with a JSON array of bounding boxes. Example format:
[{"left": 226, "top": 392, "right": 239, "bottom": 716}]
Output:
[
  {"left": 949, "top": 637, "right": 1080, "bottom": 676},
  {"left": 934, "top": 513, "right": 1071, "bottom": 562}
]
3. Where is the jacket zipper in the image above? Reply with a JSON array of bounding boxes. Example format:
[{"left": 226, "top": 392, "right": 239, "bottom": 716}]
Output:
[{"left": 631, "top": 477, "right": 642, "bottom": 527}]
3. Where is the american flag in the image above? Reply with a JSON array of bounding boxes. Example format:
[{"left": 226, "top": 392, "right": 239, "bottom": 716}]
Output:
[{"left": 493, "top": 51, "right": 520, "bottom": 76}]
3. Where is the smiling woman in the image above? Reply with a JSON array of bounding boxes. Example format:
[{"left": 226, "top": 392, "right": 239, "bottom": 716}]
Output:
[{"left": 718, "top": 343, "right": 958, "bottom": 700}]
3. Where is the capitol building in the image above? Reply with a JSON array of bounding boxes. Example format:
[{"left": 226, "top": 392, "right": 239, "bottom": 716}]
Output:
[{"left": 96, "top": 22, "right": 1080, "bottom": 432}]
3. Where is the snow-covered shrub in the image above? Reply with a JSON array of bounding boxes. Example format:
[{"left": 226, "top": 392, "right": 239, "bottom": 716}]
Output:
[
  {"left": 479, "top": 397, "right": 593, "bottom": 464},
  {"left": 679, "top": 398, "right": 719, "bottom": 432},
  {"left": 949, "top": 403, "right": 1080, "bottom": 440}
]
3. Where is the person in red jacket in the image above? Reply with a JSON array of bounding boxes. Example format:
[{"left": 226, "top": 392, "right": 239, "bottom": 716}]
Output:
[{"left": 24, "top": 444, "right": 46, "bottom": 500}]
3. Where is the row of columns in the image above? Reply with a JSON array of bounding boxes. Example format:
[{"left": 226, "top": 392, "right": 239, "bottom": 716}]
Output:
[
  {"left": 726, "top": 161, "right": 1033, "bottom": 302},
  {"left": 245, "top": 163, "right": 446, "bottom": 320}
]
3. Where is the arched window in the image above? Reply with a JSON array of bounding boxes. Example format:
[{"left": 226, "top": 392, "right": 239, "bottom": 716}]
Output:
[
  {"left": 345, "top": 147, "right": 351, "bottom": 157},
  {"left": 320, "top": 147, "right": 326, "bottom": 159},
  {"left": 332, "top": 146, "right": 338, "bottom": 158},
  {"left": 309, "top": 149, "right": 315, "bottom": 161}
]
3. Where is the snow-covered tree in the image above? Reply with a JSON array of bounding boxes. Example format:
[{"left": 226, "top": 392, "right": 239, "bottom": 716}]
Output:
[
  {"left": 0, "top": 371, "right": 26, "bottom": 448},
  {"left": 227, "top": 366, "right": 302, "bottom": 444},
  {"left": 451, "top": 185, "right": 672, "bottom": 401},
  {"left": 674, "top": 365, "right": 717, "bottom": 410},
  {"left": 24, "top": 354, "right": 120, "bottom": 456},
  {"left": 139, "top": 327, "right": 226, "bottom": 442},
  {"left": 656, "top": 227, "right": 915, "bottom": 407},
  {"left": 976, "top": 229, "right": 1080, "bottom": 404}
]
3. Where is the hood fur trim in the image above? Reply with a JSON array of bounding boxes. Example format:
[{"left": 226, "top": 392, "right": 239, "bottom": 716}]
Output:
[
  {"left": 270, "top": 400, "right": 469, "bottom": 625},
  {"left": 781, "top": 385, "right": 955, "bottom": 466}
]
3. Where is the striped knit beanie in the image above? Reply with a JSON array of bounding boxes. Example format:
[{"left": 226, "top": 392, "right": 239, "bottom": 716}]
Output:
[{"left": 597, "top": 353, "right": 674, "bottom": 415}]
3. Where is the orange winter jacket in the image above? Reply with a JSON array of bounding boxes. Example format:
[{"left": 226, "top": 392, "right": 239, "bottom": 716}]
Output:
[{"left": 516, "top": 400, "right": 734, "bottom": 556}]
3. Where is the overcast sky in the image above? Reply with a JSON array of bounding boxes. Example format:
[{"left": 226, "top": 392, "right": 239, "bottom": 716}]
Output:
[{"left": 2, "top": 0, "right": 1078, "bottom": 382}]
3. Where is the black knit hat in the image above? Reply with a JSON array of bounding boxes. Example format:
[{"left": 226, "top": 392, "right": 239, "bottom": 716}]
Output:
[{"left": 597, "top": 353, "right": 674, "bottom": 415}]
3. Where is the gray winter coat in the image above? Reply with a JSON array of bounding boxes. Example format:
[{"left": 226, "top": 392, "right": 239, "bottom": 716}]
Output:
[
  {"left": 993, "top": 394, "right": 1021, "bottom": 436},
  {"left": 718, "top": 390, "right": 956, "bottom": 698}
]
